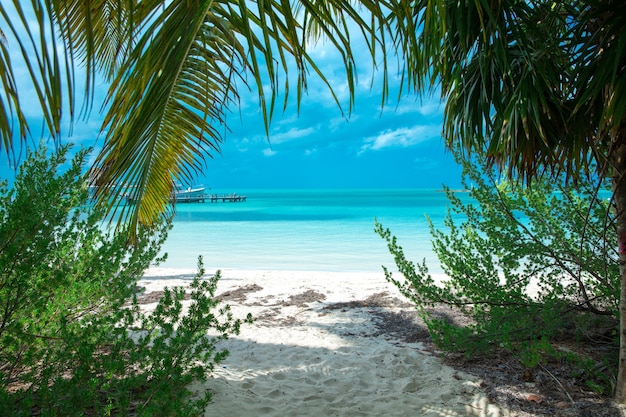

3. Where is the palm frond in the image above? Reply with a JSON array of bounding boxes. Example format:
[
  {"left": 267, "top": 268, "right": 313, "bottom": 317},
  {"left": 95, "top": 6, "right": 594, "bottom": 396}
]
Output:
[
  {"left": 50, "top": 0, "right": 155, "bottom": 116},
  {"left": 571, "top": 1, "right": 626, "bottom": 138},
  {"left": 92, "top": 1, "right": 233, "bottom": 234},
  {"left": 0, "top": 25, "right": 28, "bottom": 157},
  {"left": 0, "top": 1, "right": 70, "bottom": 153},
  {"left": 404, "top": 0, "right": 598, "bottom": 183},
  {"left": 90, "top": 0, "right": 392, "bottom": 238}
]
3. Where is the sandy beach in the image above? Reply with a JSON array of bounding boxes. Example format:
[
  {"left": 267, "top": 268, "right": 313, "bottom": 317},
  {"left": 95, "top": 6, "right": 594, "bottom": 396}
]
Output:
[{"left": 139, "top": 267, "right": 507, "bottom": 416}]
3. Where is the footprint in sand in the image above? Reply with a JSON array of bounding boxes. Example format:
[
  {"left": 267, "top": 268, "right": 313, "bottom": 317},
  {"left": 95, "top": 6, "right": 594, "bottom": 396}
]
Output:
[
  {"left": 403, "top": 381, "right": 421, "bottom": 393},
  {"left": 241, "top": 381, "right": 255, "bottom": 390},
  {"left": 271, "top": 372, "right": 287, "bottom": 381},
  {"left": 267, "top": 389, "right": 283, "bottom": 398}
]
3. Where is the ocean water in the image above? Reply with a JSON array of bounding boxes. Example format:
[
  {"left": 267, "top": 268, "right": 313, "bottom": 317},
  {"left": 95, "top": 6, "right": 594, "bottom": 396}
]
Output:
[{"left": 159, "top": 189, "right": 470, "bottom": 273}]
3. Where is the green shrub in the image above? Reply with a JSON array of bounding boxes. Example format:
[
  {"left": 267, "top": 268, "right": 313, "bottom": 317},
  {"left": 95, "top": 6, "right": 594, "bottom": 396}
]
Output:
[
  {"left": 376, "top": 153, "right": 618, "bottom": 387},
  {"left": 0, "top": 145, "right": 249, "bottom": 416}
]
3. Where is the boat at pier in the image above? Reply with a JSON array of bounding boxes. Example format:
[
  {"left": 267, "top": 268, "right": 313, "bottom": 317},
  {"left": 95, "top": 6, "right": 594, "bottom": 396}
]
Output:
[
  {"left": 122, "top": 183, "right": 246, "bottom": 204},
  {"left": 173, "top": 184, "right": 246, "bottom": 203},
  {"left": 172, "top": 184, "right": 207, "bottom": 202}
]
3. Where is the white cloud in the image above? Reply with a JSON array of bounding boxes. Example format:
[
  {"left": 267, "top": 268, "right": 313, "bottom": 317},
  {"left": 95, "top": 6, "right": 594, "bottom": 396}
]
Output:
[
  {"left": 358, "top": 124, "right": 441, "bottom": 154},
  {"left": 394, "top": 99, "right": 444, "bottom": 117},
  {"left": 275, "top": 113, "right": 300, "bottom": 127},
  {"left": 328, "top": 114, "right": 352, "bottom": 131},
  {"left": 262, "top": 148, "right": 277, "bottom": 157},
  {"left": 270, "top": 126, "right": 315, "bottom": 144},
  {"left": 233, "top": 137, "right": 252, "bottom": 153}
]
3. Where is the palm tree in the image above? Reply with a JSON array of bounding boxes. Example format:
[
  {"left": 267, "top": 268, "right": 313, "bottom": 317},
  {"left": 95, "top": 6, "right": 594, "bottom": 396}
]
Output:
[
  {"left": 6, "top": 0, "right": 626, "bottom": 404},
  {"left": 391, "top": 0, "right": 626, "bottom": 402},
  {"left": 1, "top": 0, "right": 395, "bottom": 234}
]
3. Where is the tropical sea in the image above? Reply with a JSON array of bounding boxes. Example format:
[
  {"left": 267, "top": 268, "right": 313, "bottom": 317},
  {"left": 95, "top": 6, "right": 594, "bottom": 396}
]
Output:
[{"left": 158, "top": 188, "right": 471, "bottom": 274}]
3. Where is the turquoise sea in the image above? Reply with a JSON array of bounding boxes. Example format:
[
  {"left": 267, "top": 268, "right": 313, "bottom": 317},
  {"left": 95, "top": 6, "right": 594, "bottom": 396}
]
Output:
[{"left": 159, "top": 189, "right": 470, "bottom": 274}]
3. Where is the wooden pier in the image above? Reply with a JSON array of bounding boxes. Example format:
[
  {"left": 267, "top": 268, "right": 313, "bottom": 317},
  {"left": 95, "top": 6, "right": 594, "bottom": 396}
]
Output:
[
  {"left": 173, "top": 193, "right": 247, "bottom": 203},
  {"left": 208, "top": 194, "right": 246, "bottom": 203}
]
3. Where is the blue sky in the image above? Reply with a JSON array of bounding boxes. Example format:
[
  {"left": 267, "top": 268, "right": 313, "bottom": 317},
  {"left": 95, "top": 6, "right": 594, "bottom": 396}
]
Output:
[
  {"left": 198, "top": 33, "right": 463, "bottom": 190},
  {"left": 0, "top": 7, "right": 464, "bottom": 190},
  {"left": 203, "top": 83, "right": 463, "bottom": 189}
]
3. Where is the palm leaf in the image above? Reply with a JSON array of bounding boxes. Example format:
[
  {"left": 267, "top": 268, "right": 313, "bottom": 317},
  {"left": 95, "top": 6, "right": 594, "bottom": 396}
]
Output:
[
  {"left": 50, "top": 0, "right": 147, "bottom": 114},
  {"left": 1, "top": 0, "right": 397, "bottom": 237},
  {"left": 88, "top": 0, "right": 392, "bottom": 239},
  {"left": 404, "top": 0, "right": 597, "bottom": 182},
  {"left": 0, "top": 26, "right": 28, "bottom": 158},
  {"left": 0, "top": 1, "right": 71, "bottom": 153}
]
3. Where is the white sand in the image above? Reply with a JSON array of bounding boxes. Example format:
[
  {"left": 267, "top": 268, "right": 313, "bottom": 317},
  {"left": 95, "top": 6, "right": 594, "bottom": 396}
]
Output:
[{"left": 140, "top": 268, "right": 509, "bottom": 417}]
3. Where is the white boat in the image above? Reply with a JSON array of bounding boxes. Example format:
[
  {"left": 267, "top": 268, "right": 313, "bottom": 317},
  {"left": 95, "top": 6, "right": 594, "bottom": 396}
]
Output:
[{"left": 172, "top": 184, "right": 206, "bottom": 203}]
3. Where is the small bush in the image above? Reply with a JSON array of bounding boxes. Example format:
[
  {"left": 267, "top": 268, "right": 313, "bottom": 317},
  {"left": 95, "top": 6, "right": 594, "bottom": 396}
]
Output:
[
  {"left": 376, "top": 152, "right": 618, "bottom": 390},
  {"left": 0, "top": 145, "right": 250, "bottom": 416}
]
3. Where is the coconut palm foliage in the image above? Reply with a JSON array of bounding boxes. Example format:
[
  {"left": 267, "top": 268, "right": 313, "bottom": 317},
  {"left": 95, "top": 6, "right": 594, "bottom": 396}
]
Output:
[
  {"left": 0, "top": 0, "right": 398, "bottom": 235},
  {"left": 393, "top": 0, "right": 626, "bottom": 401},
  {"left": 391, "top": 0, "right": 620, "bottom": 179}
]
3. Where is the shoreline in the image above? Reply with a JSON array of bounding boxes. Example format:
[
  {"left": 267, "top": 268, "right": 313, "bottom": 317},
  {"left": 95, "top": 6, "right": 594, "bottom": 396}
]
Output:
[{"left": 139, "top": 267, "right": 505, "bottom": 416}]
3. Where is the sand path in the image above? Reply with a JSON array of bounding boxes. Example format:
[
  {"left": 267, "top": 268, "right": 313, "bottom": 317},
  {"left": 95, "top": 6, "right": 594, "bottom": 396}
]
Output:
[{"left": 140, "top": 268, "right": 507, "bottom": 417}]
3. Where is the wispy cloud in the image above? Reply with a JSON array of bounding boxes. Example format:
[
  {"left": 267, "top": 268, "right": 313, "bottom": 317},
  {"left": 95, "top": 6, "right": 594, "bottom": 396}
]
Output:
[
  {"left": 269, "top": 126, "right": 316, "bottom": 144},
  {"left": 394, "top": 99, "right": 444, "bottom": 117},
  {"left": 358, "top": 125, "right": 441, "bottom": 154},
  {"left": 328, "top": 114, "right": 352, "bottom": 131}
]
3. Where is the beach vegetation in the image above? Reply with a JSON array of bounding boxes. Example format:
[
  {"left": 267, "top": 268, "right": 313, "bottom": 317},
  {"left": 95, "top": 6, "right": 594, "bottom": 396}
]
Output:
[
  {"left": 0, "top": 145, "right": 248, "bottom": 416},
  {"left": 386, "top": 0, "right": 626, "bottom": 401},
  {"left": 376, "top": 152, "right": 618, "bottom": 395},
  {"left": 4, "top": 0, "right": 626, "bottom": 403}
]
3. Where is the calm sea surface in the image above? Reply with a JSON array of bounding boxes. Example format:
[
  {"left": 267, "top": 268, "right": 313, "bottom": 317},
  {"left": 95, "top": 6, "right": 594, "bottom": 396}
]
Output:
[{"left": 159, "top": 189, "right": 470, "bottom": 273}]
